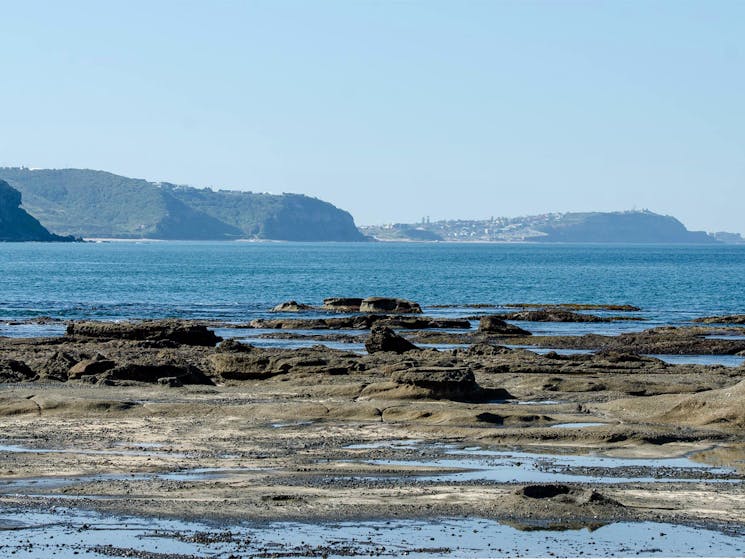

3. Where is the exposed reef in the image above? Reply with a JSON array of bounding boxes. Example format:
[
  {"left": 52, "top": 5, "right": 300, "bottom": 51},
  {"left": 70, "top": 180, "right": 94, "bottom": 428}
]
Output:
[{"left": 1, "top": 306, "right": 744, "bottom": 543}]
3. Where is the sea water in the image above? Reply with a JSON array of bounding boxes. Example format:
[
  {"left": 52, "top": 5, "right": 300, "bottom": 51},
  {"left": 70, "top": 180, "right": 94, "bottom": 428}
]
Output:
[{"left": 1, "top": 242, "right": 744, "bottom": 331}]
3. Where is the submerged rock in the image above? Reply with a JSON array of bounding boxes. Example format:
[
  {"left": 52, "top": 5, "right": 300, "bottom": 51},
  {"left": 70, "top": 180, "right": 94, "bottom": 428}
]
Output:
[
  {"left": 506, "top": 303, "right": 641, "bottom": 312},
  {"left": 495, "top": 310, "right": 639, "bottom": 323},
  {"left": 694, "top": 314, "right": 745, "bottom": 325}
]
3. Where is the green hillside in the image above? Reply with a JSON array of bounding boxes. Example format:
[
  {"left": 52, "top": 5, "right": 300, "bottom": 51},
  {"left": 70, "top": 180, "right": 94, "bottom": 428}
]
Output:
[{"left": 0, "top": 168, "right": 365, "bottom": 241}]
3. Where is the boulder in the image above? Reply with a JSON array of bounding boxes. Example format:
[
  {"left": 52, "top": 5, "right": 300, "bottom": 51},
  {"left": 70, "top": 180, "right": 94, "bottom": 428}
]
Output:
[
  {"left": 271, "top": 301, "right": 314, "bottom": 312},
  {"left": 365, "top": 326, "right": 419, "bottom": 354},
  {"left": 360, "top": 297, "right": 422, "bottom": 314},
  {"left": 478, "top": 316, "right": 531, "bottom": 336},
  {"left": 66, "top": 320, "right": 221, "bottom": 346}
]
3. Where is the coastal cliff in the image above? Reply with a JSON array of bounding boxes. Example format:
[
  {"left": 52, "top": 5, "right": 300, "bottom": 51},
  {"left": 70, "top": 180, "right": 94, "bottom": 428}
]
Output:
[
  {"left": 0, "top": 168, "right": 366, "bottom": 241},
  {"left": 0, "top": 180, "right": 76, "bottom": 242}
]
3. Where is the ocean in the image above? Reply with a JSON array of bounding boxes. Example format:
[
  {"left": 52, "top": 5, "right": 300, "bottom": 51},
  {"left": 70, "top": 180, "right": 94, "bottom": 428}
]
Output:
[{"left": 1, "top": 241, "right": 744, "bottom": 337}]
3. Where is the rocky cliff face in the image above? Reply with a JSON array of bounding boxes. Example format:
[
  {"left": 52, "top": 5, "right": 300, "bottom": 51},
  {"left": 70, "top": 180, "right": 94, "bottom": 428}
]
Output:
[
  {"left": 0, "top": 168, "right": 366, "bottom": 241},
  {"left": 0, "top": 180, "right": 76, "bottom": 242}
]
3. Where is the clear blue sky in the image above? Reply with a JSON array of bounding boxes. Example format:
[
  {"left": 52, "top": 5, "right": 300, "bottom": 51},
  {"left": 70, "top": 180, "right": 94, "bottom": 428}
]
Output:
[{"left": 1, "top": 1, "right": 743, "bottom": 232}]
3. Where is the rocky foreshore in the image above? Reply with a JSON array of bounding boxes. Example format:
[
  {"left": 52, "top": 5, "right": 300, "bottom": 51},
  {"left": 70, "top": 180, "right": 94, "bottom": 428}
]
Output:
[{"left": 0, "top": 303, "right": 744, "bottom": 552}]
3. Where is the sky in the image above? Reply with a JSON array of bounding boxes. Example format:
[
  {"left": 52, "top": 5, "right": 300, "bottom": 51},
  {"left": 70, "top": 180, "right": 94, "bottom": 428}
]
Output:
[{"left": 1, "top": 1, "right": 743, "bottom": 233}]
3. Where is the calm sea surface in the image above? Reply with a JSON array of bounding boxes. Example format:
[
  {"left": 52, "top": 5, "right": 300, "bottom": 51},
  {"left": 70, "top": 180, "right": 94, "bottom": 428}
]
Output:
[{"left": 1, "top": 242, "right": 744, "bottom": 332}]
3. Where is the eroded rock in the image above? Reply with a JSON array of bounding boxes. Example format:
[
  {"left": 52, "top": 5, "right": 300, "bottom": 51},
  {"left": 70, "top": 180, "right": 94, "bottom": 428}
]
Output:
[{"left": 66, "top": 320, "right": 221, "bottom": 346}]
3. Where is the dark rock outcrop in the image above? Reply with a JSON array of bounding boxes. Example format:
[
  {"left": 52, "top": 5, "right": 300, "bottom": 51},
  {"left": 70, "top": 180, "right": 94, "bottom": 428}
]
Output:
[
  {"left": 365, "top": 326, "right": 419, "bottom": 354},
  {"left": 359, "top": 297, "right": 422, "bottom": 314},
  {"left": 322, "top": 298, "right": 364, "bottom": 312},
  {"left": 0, "top": 359, "right": 37, "bottom": 383},
  {"left": 0, "top": 180, "right": 76, "bottom": 242},
  {"left": 98, "top": 364, "right": 214, "bottom": 386},
  {"left": 321, "top": 297, "right": 422, "bottom": 314},
  {"left": 250, "top": 315, "right": 469, "bottom": 331},
  {"left": 478, "top": 316, "right": 531, "bottom": 336},
  {"left": 66, "top": 320, "right": 221, "bottom": 346},
  {"left": 517, "top": 484, "right": 622, "bottom": 506}
]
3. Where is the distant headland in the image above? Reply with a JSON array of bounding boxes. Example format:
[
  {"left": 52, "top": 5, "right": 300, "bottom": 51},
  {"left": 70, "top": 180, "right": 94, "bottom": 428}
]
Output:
[
  {"left": 0, "top": 167, "right": 366, "bottom": 242},
  {"left": 361, "top": 211, "right": 744, "bottom": 244}
]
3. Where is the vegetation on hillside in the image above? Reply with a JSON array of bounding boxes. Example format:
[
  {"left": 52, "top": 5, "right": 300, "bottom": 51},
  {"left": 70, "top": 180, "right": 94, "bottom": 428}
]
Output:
[{"left": 0, "top": 168, "right": 365, "bottom": 241}]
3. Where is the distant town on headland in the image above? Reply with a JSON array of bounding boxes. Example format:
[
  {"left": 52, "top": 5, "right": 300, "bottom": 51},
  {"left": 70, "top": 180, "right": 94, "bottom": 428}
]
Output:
[
  {"left": 1, "top": 167, "right": 743, "bottom": 244},
  {"left": 360, "top": 212, "right": 745, "bottom": 244}
]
